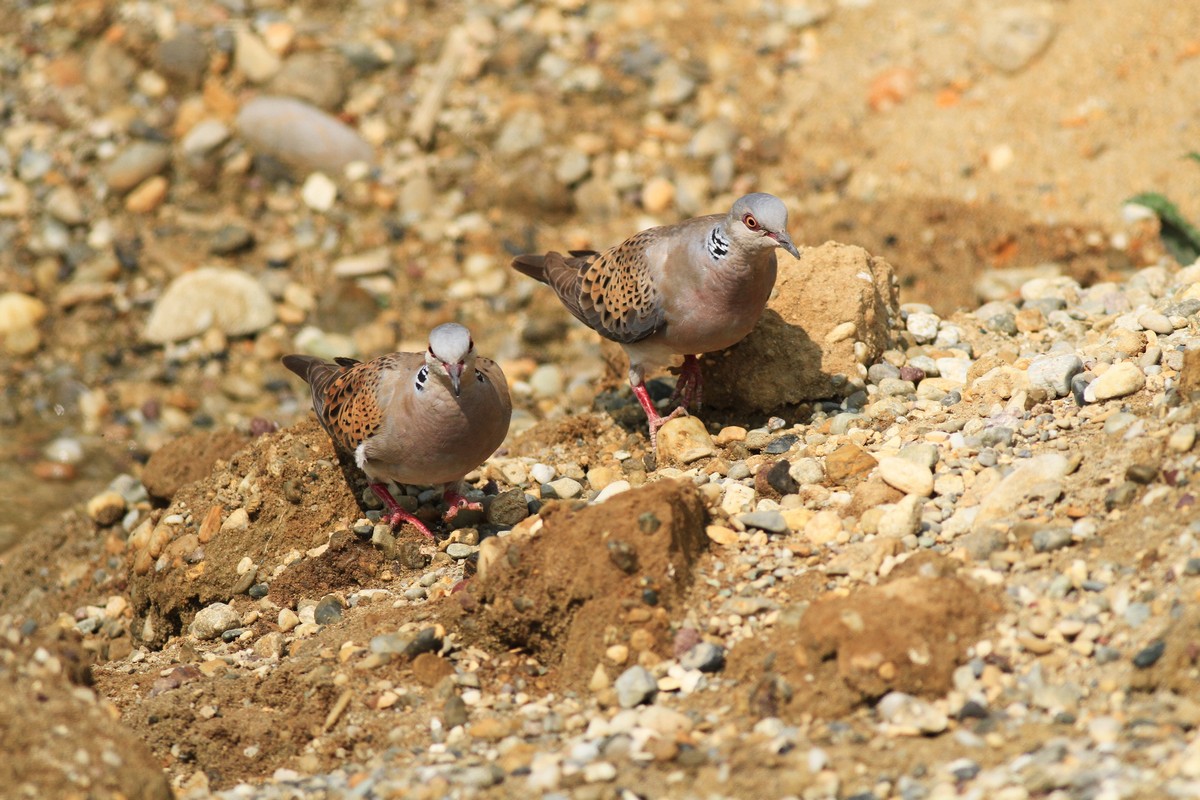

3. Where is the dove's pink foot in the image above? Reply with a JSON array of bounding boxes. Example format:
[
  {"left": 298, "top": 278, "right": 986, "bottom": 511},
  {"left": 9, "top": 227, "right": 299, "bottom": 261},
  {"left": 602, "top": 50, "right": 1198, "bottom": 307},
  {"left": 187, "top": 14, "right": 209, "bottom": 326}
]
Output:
[
  {"left": 632, "top": 380, "right": 688, "bottom": 451},
  {"left": 370, "top": 483, "right": 435, "bottom": 539},
  {"left": 442, "top": 489, "right": 483, "bottom": 522},
  {"left": 669, "top": 354, "right": 704, "bottom": 410}
]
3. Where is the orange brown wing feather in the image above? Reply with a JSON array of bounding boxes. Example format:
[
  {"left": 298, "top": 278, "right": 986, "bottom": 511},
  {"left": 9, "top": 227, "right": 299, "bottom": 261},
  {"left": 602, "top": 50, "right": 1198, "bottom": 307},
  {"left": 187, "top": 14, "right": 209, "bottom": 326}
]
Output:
[{"left": 517, "top": 229, "right": 664, "bottom": 344}]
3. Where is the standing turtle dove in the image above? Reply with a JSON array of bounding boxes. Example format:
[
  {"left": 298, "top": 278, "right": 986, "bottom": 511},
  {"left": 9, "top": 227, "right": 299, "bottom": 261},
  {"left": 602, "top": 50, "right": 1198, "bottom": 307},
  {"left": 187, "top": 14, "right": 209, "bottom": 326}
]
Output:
[
  {"left": 512, "top": 192, "right": 800, "bottom": 448},
  {"left": 283, "top": 323, "right": 511, "bottom": 538}
]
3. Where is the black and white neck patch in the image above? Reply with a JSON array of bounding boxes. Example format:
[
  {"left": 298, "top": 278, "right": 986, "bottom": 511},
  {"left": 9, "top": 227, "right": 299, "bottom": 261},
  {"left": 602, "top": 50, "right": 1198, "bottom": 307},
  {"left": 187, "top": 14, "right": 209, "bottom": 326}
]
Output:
[
  {"left": 414, "top": 365, "right": 429, "bottom": 391},
  {"left": 706, "top": 225, "right": 730, "bottom": 260}
]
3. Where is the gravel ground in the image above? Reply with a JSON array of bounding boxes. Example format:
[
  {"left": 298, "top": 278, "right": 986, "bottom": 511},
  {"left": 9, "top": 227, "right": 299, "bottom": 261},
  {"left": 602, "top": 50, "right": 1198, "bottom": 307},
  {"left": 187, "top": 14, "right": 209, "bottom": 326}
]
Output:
[{"left": 3, "top": 1, "right": 1200, "bottom": 799}]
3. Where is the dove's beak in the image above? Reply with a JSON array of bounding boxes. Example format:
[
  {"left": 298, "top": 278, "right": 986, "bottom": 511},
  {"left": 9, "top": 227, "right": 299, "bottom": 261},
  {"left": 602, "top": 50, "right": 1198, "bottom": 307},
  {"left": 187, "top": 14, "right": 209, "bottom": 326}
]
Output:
[
  {"left": 772, "top": 231, "right": 801, "bottom": 259},
  {"left": 445, "top": 362, "right": 464, "bottom": 397}
]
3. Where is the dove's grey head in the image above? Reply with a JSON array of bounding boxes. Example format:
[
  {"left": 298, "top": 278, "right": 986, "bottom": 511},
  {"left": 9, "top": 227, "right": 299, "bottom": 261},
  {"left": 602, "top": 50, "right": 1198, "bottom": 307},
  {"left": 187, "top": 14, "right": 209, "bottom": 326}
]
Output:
[
  {"left": 727, "top": 193, "right": 800, "bottom": 259},
  {"left": 426, "top": 323, "right": 476, "bottom": 397}
]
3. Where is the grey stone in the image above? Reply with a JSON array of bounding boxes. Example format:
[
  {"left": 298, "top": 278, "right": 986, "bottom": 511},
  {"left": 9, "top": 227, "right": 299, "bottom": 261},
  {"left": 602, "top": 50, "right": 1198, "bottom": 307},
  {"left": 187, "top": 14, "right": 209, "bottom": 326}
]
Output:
[
  {"left": 1031, "top": 527, "right": 1072, "bottom": 553},
  {"left": 314, "top": 595, "right": 345, "bottom": 625},
  {"left": 156, "top": 26, "right": 209, "bottom": 88},
  {"left": 237, "top": 96, "right": 374, "bottom": 173},
  {"left": 680, "top": 642, "right": 725, "bottom": 673},
  {"left": 102, "top": 142, "right": 171, "bottom": 193},
  {"left": 446, "top": 543, "right": 477, "bottom": 560},
  {"left": 737, "top": 511, "right": 787, "bottom": 534},
  {"left": 614, "top": 665, "right": 658, "bottom": 708},
  {"left": 868, "top": 363, "right": 901, "bottom": 384},
  {"left": 1027, "top": 354, "right": 1083, "bottom": 397}
]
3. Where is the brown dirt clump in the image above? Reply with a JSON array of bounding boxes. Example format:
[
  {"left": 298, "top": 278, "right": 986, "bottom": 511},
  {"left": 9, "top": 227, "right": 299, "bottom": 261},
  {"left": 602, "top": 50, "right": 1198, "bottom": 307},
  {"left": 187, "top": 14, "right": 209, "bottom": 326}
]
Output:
[
  {"left": 728, "top": 553, "right": 1001, "bottom": 719},
  {"left": 802, "top": 197, "right": 1125, "bottom": 316},
  {"left": 458, "top": 479, "right": 708, "bottom": 686},
  {"left": 106, "top": 652, "right": 344, "bottom": 788},
  {"left": 140, "top": 430, "right": 250, "bottom": 503},
  {"left": 127, "top": 418, "right": 413, "bottom": 647},
  {"left": 0, "top": 627, "right": 171, "bottom": 800},
  {"left": 1129, "top": 606, "right": 1200, "bottom": 696}
]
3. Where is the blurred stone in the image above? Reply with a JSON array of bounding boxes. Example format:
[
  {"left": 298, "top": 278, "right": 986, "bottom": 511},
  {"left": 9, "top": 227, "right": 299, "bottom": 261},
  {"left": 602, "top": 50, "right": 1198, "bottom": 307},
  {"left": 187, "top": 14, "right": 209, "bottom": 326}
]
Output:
[
  {"left": 234, "top": 24, "right": 281, "bottom": 83},
  {"left": 124, "top": 176, "right": 169, "bottom": 214},
  {"left": 495, "top": 109, "right": 545, "bottom": 156},
  {"left": 143, "top": 267, "right": 276, "bottom": 343},
  {"left": 102, "top": 142, "right": 171, "bottom": 194},
  {"left": 301, "top": 172, "right": 338, "bottom": 211},
  {"left": 650, "top": 61, "right": 697, "bottom": 108},
  {"left": 269, "top": 51, "right": 350, "bottom": 110},
  {"left": 44, "top": 186, "right": 86, "bottom": 225},
  {"left": 180, "top": 119, "right": 232, "bottom": 158},
  {"left": 210, "top": 225, "right": 255, "bottom": 256},
  {"left": 156, "top": 26, "right": 209, "bottom": 89},
  {"left": 0, "top": 292, "right": 48, "bottom": 341},
  {"left": 237, "top": 96, "right": 374, "bottom": 173}
]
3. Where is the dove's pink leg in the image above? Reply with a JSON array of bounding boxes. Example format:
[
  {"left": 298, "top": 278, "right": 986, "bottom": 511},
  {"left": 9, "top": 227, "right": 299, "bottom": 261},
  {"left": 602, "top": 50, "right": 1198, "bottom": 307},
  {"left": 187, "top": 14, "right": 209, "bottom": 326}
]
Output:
[
  {"left": 370, "top": 483, "right": 435, "bottom": 539},
  {"left": 669, "top": 355, "right": 703, "bottom": 410},
  {"left": 442, "top": 488, "right": 483, "bottom": 522},
  {"left": 632, "top": 380, "right": 687, "bottom": 450}
]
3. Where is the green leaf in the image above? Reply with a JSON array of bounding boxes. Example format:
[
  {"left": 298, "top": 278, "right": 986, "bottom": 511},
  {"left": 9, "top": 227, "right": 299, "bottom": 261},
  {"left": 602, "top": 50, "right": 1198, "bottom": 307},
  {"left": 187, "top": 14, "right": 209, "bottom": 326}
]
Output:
[
  {"left": 1187, "top": 152, "right": 1200, "bottom": 165},
  {"left": 1126, "top": 191, "right": 1200, "bottom": 265}
]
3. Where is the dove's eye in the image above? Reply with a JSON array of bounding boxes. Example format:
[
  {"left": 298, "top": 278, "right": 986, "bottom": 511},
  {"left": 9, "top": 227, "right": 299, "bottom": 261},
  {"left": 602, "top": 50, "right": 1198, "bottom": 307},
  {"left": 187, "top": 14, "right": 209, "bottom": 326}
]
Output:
[{"left": 743, "top": 214, "right": 759, "bottom": 230}]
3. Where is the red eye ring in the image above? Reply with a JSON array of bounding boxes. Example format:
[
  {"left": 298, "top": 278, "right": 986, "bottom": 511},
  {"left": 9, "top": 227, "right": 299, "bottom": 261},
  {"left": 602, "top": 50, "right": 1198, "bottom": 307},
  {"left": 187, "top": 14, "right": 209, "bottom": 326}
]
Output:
[{"left": 743, "top": 213, "right": 759, "bottom": 230}]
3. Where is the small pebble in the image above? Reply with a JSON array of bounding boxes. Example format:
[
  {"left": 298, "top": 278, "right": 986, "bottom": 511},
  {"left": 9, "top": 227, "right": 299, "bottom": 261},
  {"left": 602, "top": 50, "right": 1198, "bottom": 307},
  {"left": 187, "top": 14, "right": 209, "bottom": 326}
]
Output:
[
  {"left": 314, "top": 596, "right": 344, "bottom": 625},
  {"left": 1132, "top": 640, "right": 1165, "bottom": 668}
]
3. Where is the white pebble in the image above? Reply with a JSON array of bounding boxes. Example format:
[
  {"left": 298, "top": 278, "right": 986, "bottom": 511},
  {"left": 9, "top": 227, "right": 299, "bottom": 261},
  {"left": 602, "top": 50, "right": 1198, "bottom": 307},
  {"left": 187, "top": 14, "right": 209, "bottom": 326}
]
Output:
[
  {"left": 301, "top": 172, "right": 338, "bottom": 211},
  {"left": 545, "top": 478, "right": 583, "bottom": 500},
  {"left": 44, "top": 437, "right": 84, "bottom": 465},
  {"left": 593, "top": 480, "right": 631, "bottom": 504},
  {"left": 906, "top": 312, "right": 941, "bottom": 343},
  {"left": 877, "top": 457, "right": 934, "bottom": 496},
  {"left": 530, "top": 463, "right": 557, "bottom": 484}
]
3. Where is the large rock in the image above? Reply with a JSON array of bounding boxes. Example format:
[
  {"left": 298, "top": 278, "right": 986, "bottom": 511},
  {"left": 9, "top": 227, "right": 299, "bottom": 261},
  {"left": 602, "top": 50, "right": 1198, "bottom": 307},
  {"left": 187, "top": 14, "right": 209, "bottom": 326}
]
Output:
[
  {"left": 236, "top": 96, "right": 374, "bottom": 174},
  {"left": 143, "top": 267, "right": 276, "bottom": 343},
  {"left": 972, "top": 453, "right": 1071, "bottom": 533},
  {"left": 701, "top": 242, "right": 899, "bottom": 411}
]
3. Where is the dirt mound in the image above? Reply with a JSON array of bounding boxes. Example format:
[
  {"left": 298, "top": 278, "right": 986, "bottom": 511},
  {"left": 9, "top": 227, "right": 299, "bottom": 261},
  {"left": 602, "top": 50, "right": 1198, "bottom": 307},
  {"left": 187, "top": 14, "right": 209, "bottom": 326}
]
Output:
[
  {"left": 728, "top": 553, "right": 1001, "bottom": 719},
  {"left": 127, "top": 418, "right": 397, "bottom": 647},
  {"left": 140, "top": 430, "right": 251, "bottom": 503},
  {"left": 458, "top": 479, "right": 708, "bottom": 686},
  {"left": 0, "top": 625, "right": 171, "bottom": 799}
]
